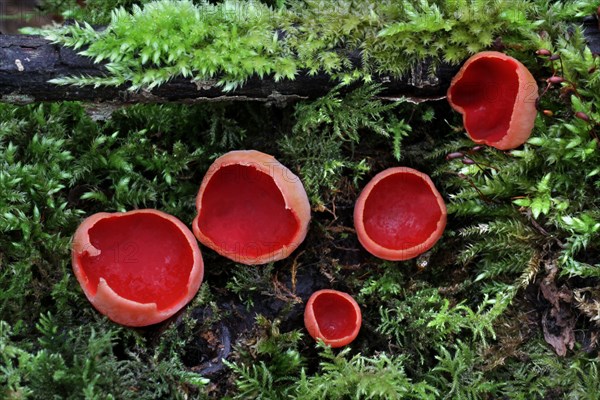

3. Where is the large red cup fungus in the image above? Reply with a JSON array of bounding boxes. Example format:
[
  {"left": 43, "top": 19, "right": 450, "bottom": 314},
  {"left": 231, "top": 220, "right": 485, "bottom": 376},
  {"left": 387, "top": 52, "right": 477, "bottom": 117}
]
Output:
[
  {"left": 193, "top": 150, "right": 311, "bottom": 265},
  {"left": 447, "top": 51, "right": 539, "bottom": 150},
  {"left": 354, "top": 167, "right": 447, "bottom": 261},
  {"left": 304, "top": 289, "right": 362, "bottom": 348},
  {"left": 71, "top": 209, "right": 204, "bottom": 327}
]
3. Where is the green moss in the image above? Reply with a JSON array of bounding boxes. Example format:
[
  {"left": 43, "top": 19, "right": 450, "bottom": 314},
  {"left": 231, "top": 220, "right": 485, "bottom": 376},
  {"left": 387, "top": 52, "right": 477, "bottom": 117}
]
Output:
[
  {"left": 4, "top": 0, "right": 600, "bottom": 398},
  {"left": 279, "top": 84, "right": 401, "bottom": 206},
  {"left": 37, "top": 0, "right": 567, "bottom": 91}
]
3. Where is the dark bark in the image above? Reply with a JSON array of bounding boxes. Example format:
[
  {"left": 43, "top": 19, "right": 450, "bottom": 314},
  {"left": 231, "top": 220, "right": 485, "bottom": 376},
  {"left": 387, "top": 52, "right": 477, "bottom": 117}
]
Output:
[
  {"left": 583, "top": 15, "right": 600, "bottom": 54},
  {"left": 0, "top": 16, "right": 599, "bottom": 105},
  {"left": 0, "top": 35, "right": 456, "bottom": 105}
]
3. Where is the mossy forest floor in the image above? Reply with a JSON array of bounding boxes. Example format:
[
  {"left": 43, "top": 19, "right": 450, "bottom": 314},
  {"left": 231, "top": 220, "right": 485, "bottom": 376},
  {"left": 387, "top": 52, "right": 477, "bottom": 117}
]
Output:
[{"left": 2, "top": 1, "right": 600, "bottom": 399}]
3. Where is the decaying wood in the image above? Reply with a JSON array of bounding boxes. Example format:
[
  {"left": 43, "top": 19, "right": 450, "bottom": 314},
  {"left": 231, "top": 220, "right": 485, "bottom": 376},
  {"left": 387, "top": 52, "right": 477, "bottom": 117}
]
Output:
[
  {"left": 0, "top": 16, "right": 598, "bottom": 105},
  {"left": 0, "top": 35, "right": 456, "bottom": 105}
]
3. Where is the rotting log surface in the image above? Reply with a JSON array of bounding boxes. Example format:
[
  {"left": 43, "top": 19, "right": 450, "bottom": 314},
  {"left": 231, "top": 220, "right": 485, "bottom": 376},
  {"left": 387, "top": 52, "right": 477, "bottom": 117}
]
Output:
[
  {"left": 0, "top": 35, "right": 456, "bottom": 105},
  {"left": 1, "top": 16, "right": 599, "bottom": 105}
]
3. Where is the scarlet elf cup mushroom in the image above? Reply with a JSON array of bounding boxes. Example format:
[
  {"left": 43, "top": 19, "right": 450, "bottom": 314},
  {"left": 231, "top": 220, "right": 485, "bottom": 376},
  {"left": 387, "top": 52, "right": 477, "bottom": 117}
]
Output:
[
  {"left": 193, "top": 150, "right": 311, "bottom": 265},
  {"left": 447, "top": 51, "right": 539, "bottom": 150},
  {"left": 354, "top": 167, "right": 447, "bottom": 261},
  {"left": 71, "top": 209, "right": 204, "bottom": 327},
  {"left": 304, "top": 289, "right": 362, "bottom": 348}
]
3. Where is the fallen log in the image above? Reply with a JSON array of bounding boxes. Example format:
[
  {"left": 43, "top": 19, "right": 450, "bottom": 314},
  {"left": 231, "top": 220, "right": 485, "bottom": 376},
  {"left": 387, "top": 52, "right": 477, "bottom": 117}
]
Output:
[{"left": 0, "top": 16, "right": 598, "bottom": 105}]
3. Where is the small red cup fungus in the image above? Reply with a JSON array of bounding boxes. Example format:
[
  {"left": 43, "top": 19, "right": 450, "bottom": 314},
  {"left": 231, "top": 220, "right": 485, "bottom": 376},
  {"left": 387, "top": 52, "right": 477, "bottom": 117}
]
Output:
[
  {"left": 447, "top": 51, "right": 539, "bottom": 150},
  {"left": 354, "top": 167, "right": 447, "bottom": 261},
  {"left": 71, "top": 209, "right": 204, "bottom": 327},
  {"left": 304, "top": 289, "right": 362, "bottom": 348},
  {"left": 193, "top": 150, "right": 311, "bottom": 265}
]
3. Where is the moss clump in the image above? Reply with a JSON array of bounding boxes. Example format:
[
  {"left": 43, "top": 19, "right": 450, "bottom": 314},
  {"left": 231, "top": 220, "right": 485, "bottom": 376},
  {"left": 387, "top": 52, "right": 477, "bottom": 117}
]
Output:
[{"left": 39, "top": 0, "right": 570, "bottom": 91}]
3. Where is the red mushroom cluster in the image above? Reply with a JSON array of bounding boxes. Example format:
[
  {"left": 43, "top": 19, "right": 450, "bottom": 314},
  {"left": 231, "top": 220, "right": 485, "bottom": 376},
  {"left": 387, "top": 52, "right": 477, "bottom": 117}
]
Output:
[
  {"left": 71, "top": 51, "right": 540, "bottom": 349},
  {"left": 71, "top": 150, "right": 311, "bottom": 327},
  {"left": 301, "top": 166, "right": 447, "bottom": 347}
]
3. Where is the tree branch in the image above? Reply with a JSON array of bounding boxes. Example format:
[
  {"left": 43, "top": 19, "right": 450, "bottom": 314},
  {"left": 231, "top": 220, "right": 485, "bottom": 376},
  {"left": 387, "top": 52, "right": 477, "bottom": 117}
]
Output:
[{"left": 0, "top": 16, "right": 598, "bottom": 105}]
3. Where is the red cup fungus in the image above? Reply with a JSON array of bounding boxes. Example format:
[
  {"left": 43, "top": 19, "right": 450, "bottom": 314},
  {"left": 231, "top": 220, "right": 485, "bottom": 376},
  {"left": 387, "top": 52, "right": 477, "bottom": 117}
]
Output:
[
  {"left": 71, "top": 209, "right": 204, "bottom": 327},
  {"left": 304, "top": 289, "right": 362, "bottom": 348},
  {"left": 193, "top": 150, "right": 311, "bottom": 265},
  {"left": 447, "top": 51, "right": 539, "bottom": 150},
  {"left": 354, "top": 167, "right": 447, "bottom": 261}
]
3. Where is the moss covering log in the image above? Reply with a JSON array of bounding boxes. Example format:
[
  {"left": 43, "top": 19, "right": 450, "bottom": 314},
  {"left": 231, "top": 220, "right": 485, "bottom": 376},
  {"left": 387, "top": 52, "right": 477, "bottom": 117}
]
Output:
[
  {"left": 0, "top": 34, "right": 460, "bottom": 104},
  {"left": 0, "top": 16, "right": 597, "bottom": 105}
]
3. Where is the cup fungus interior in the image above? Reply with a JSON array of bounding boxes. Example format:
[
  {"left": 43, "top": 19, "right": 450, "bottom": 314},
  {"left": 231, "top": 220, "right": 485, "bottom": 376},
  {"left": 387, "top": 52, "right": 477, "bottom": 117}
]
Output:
[
  {"left": 362, "top": 173, "right": 442, "bottom": 250},
  {"left": 196, "top": 164, "right": 299, "bottom": 259},
  {"left": 312, "top": 292, "right": 358, "bottom": 340},
  {"left": 79, "top": 213, "right": 193, "bottom": 310},
  {"left": 449, "top": 57, "right": 519, "bottom": 143}
]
